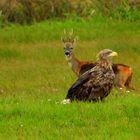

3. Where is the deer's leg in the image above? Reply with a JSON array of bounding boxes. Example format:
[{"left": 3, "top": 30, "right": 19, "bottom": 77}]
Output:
[
  {"left": 116, "top": 73, "right": 126, "bottom": 90},
  {"left": 124, "top": 73, "right": 135, "bottom": 90}
]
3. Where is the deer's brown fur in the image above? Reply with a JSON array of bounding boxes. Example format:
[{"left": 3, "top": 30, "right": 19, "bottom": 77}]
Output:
[{"left": 62, "top": 31, "right": 134, "bottom": 90}]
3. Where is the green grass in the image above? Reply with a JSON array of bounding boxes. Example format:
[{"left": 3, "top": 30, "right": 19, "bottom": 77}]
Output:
[
  {"left": 0, "top": 19, "right": 140, "bottom": 139},
  {"left": 0, "top": 94, "right": 140, "bottom": 140},
  {"left": 0, "top": 18, "right": 140, "bottom": 43}
]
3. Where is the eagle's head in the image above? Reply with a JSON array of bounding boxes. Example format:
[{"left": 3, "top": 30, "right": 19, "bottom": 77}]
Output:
[
  {"left": 97, "top": 49, "right": 118, "bottom": 61},
  {"left": 96, "top": 49, "right": 118, "bottom": 69}
]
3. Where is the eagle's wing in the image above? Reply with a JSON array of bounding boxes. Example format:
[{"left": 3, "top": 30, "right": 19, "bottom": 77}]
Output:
[
  {"left": 66, "top": 67, "right": 97, "bottom": 99},
  {"left": 79, "top": 63, "right": 97, "bottom": 76}
]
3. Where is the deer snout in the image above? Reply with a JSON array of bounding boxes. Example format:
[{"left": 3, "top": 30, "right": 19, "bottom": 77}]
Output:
[{"left": 65, "top": 52, "right": 70, "bottom": 55}]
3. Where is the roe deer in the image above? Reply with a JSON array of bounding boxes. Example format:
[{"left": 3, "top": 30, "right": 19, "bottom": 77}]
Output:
[{"left": 61, "top": 30, "right": 134, "bottom": 90}]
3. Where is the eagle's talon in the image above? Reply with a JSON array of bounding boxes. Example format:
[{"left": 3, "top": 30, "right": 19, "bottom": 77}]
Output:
[{"left": 61, "top": 99, "right": 71, "bottom": 104}]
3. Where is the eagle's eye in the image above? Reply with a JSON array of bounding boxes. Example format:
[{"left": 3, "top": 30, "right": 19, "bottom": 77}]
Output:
[{"left": 106, "top": 51, "right": 112, "bottom": 56}]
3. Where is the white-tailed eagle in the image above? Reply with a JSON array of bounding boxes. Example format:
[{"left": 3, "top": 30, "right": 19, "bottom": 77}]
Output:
[{"left": 62, "top": 49, "right": 118, "bottom": 104}]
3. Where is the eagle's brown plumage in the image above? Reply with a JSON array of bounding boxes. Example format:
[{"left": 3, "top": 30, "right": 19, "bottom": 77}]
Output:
[
  {"left": 79, "top": 63, "right": 133, "bottom": 89},
  {"left": 62, "top": 31, "right": 134, "bottom": 90},
  {"left": 64, "top": 49, "right": 117, "bottom": 103}
]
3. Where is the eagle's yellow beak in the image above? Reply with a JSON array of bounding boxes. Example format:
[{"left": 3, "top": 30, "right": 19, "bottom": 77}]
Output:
[{"left": 109, "top": 51, "right": 118, "bottom": 57}]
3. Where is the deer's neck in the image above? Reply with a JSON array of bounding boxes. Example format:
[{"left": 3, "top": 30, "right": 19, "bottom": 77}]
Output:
[{"left": 66, "top": 53, "right": 80, "bottom": 76}]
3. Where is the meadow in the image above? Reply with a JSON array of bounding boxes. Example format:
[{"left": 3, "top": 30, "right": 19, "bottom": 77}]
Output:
[{"left": 0, "top": 18, "right": 140, "bottom": 139}]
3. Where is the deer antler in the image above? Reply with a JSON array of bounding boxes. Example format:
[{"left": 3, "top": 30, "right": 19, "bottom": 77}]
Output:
[
  {"left": 64, "top": 29, "right": 66, "bottom": 36},
  {"left": 61, "top": 29, "right": 77, "bottom": 43},
  {"left": 61, "top": 29, "right": 67, "bottom": 43},
  {"left": 69, "top": 28, "right": 73, "bottom": 37}
]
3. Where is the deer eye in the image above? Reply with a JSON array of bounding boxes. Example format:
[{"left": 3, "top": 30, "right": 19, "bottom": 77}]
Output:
[{"left": 70, "top": 48, "right": 73, "bottom": 49}]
